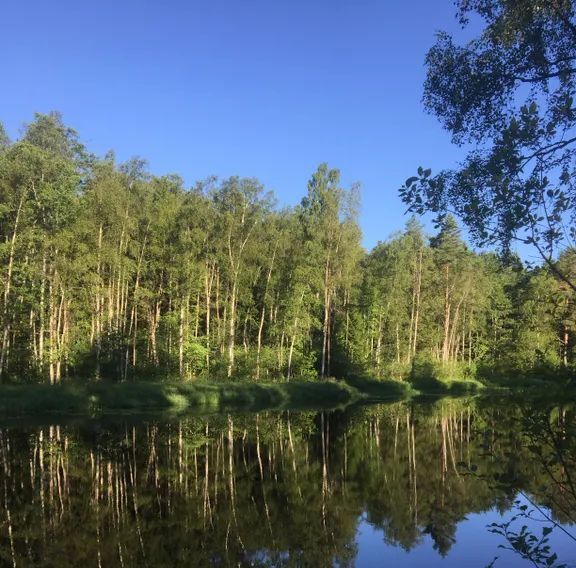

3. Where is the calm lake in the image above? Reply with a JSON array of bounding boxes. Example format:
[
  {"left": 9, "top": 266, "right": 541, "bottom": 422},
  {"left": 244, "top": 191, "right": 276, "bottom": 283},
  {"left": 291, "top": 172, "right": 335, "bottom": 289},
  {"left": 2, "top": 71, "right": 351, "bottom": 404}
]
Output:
[{"left": 1, "top": 398, "right": 575, "bottom": 567}]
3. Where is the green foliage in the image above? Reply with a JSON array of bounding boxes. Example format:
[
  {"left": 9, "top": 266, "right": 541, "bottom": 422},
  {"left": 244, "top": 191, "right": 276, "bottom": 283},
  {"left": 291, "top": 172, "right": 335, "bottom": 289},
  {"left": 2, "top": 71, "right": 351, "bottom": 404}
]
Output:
[
  {"left": 0, "top": 380, "right": 381, "bottom": 416},
  {"left": 344, "top": 216, "right": 571, "bottom": 384},
  {"left": 0, "top": 112, "right": 574, "bottom": 388},
  {"left": 400, "top": 0, "right": 576, "bottom": 288},
  {"left": 183, "top": 340, "right": 209, "bottom": 377},
  {"left": 408, "top": 353, "right": 482, "bottom": 395},
  {"left": 0, "top": 122, "right": 9, "bottom": 151}
]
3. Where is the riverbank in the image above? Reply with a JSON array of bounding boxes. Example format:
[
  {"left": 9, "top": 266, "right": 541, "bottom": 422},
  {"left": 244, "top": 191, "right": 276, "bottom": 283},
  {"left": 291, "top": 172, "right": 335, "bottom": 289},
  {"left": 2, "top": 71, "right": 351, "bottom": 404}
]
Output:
[
  {"left": 0, "top": 379, "right": 408, "bottom": 417},
  {"left": 0, "top": 378, "right": 426, "bottom": 417},
  {"left": 0, "top": 374, "right": 571, "bottom": 418}
]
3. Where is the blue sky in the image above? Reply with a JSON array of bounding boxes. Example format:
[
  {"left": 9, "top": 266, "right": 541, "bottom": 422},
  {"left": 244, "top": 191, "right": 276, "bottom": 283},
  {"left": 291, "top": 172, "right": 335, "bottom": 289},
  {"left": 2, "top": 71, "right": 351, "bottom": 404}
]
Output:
[{"left": 2, "top": 0, "right": 477, "bottom": 251}]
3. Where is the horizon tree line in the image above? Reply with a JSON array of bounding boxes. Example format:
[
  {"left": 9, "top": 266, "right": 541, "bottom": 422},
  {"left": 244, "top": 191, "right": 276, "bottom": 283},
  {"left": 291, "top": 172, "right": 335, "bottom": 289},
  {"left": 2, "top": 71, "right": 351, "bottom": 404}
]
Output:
[{"left": 0, "top": 112, "right": 574, "bottom": 383}]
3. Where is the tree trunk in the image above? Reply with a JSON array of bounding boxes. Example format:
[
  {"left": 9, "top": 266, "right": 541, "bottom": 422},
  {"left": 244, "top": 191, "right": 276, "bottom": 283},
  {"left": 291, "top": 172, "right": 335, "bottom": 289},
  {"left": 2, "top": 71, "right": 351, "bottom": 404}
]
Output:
[
  {"left": 0, "top": 193, "right": 25, "bottom": 379},
  {"left": 179, "top": 299, "right": 186, "bottom": 377},
  {"left": 256, "top": 245, "right": 276, "bottom": 380},
  {"left": 227, "top": 280, "right": 237, "bottom": 377},
  {"left": 95, "top": 223, "right": 103, "bottom": 379},
  {"left": 442, "top": 265, "right": 451, "bottom": 363},
  {"left": 412, "top": 248, "right": 423, "bottom": 358},
  {"left": 205, "top": 262, "right": 215, "bottom": 371},
  {"left": 126, "top": 228, "right": 149, "bottom": 379},
  {"left": 321, "top": 258, "right": 331, "bottom": 378}
]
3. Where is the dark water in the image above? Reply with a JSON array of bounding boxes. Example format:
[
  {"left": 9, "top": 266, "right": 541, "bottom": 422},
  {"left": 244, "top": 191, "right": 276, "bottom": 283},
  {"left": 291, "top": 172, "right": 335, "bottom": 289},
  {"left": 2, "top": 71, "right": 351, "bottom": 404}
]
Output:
[{"left": 1, "top": 398, "right": 575, "bottom": 567}]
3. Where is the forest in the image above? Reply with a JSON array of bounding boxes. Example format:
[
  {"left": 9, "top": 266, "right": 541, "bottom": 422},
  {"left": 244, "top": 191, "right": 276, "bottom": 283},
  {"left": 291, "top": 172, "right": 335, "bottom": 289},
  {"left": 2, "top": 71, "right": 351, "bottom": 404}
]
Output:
[
  {"left": 2, "top": 1, "right": 576, "bottom": 567},
  {"left": 0, "top": 112, "right": 574, "bottom": 386}
]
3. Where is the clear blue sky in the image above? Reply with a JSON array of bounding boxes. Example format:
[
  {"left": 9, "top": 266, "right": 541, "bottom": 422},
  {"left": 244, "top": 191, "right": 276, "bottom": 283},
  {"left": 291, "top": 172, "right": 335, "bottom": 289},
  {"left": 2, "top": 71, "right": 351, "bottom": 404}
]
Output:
[{"left": 1, "top": 0, "right": 475, "bottom": 251}]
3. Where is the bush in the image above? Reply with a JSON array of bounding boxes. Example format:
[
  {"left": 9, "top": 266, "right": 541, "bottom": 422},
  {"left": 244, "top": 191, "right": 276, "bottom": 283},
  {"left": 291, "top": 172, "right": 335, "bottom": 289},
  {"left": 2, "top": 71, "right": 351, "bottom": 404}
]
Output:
[
  {"left": 380, "top": 361, "right": 411, "bottom": 381},
  {"left": 184, "top": 341, "right": 209, "bottom": 377},
  {"left": 408, "top": 354, "right": 481, "bottom": 395}
]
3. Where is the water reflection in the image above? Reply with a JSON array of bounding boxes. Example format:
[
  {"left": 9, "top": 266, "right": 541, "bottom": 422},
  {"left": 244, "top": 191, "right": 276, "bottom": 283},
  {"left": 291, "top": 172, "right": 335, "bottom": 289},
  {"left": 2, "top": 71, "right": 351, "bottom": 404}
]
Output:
[{"left": 0, "top": 399, "right": 574, "bottom": 567}]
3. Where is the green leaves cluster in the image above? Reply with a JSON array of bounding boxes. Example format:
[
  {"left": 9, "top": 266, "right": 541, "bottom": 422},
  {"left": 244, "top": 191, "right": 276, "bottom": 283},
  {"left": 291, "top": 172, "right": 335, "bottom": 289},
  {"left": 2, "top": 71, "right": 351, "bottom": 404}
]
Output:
[{"left": 400, "top": 0, "right": 576, "bottom": 285}]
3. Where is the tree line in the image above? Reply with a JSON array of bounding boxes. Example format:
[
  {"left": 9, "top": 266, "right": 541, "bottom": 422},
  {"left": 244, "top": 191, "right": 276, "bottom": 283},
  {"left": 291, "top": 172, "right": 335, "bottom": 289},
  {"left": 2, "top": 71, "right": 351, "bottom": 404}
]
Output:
[{"left": 0, "top": 112, "right": 574, "bottom": 383}]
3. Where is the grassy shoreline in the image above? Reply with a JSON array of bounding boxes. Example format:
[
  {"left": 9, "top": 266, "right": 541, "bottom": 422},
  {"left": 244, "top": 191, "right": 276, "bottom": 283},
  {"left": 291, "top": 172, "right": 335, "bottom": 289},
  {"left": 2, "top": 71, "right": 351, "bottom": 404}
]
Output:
[
  {"left": 0, "top": 376, "right": 478, "bottom": 418},
  {"left": 0, "top": 374, "right": 571, "bottom": 418},
  {"left": 0, "top": 380, "right": 368, "bottom": 417}
]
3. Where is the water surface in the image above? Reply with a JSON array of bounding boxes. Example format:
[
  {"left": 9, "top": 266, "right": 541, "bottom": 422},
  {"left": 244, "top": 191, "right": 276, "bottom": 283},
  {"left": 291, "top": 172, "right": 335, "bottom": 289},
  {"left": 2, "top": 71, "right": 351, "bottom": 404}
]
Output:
[{"left": 1, "top": 398, "right": 575, "bottom": 566}]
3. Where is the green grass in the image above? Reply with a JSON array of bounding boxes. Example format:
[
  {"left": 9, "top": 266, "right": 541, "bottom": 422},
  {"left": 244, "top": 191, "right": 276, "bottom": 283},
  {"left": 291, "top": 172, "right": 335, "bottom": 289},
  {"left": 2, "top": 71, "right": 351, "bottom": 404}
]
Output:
[
  {"left": 0, "top": 380, "right": 370, "bottom": 417},
  {"left": 478, "top": 374, "right": 576, "bottom": 400},
  {"left": 408, "top": 375, "right": 484, "bottom": 396},
  {"left": 345, "top": 375, "right": 414, "bottom": 400},
  {"left": 2, "top": 370, "right": 571, "bottom": 419}
]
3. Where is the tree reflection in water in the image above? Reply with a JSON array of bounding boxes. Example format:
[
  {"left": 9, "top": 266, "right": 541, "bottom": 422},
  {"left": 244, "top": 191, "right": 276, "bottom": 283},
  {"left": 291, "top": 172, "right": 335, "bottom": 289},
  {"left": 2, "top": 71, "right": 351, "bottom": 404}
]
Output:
[{"left": 0, "top": 399, "right": 574, "bottom": 567}]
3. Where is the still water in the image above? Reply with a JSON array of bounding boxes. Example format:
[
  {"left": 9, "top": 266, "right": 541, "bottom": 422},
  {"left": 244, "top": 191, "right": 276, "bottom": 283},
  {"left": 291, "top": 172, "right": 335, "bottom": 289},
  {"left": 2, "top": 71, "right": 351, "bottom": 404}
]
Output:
[{"left": 0, "top": 398, "right": 575, "bottom": 567}]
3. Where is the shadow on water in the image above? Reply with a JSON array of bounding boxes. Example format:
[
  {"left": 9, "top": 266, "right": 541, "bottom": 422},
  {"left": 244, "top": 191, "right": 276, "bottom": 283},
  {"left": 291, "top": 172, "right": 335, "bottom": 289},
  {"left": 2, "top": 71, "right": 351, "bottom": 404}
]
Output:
[{"left": 0, "top": 397, "right": 575, "bottom": 567}]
